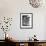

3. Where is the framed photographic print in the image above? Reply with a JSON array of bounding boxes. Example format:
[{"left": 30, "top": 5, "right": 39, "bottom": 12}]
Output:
[{"left": 20, "top": 13, "right": 33, "bottom": 29}]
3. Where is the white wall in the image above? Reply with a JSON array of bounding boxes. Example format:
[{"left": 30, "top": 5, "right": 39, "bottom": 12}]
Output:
[{"left": 0, "top": 0, "right": 46, "bottom": 40}]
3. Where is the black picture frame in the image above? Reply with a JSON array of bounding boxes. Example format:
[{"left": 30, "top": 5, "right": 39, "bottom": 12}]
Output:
[{"left": 20, "top": 13, "right": 33, "bottom": 29}]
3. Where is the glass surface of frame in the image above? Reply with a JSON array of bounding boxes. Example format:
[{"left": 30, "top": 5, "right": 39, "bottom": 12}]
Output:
[{"left": 20, "top": 13, "right": 33, "bottom": 29}]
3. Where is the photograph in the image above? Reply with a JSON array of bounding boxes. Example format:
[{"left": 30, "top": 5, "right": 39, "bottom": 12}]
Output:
[{"left": 20, "top": 13, "right": 33, "bottom": 29}]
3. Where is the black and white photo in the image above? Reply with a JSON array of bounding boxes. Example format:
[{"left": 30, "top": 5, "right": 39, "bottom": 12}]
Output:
[{"left": 20, "top": 13, "right": 33, "bottom": 29}]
